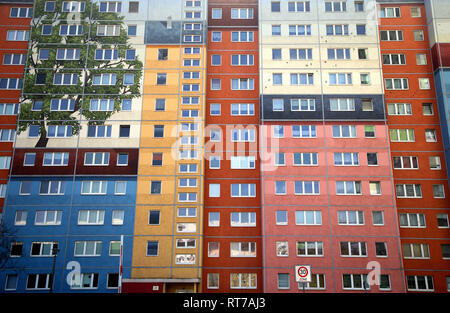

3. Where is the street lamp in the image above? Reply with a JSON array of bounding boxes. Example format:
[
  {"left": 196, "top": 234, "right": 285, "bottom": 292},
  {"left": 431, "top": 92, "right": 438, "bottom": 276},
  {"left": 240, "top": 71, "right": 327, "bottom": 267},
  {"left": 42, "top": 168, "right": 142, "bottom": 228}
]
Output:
[{"left": 49, "top": 246, "right": 59, "bottom": 293}]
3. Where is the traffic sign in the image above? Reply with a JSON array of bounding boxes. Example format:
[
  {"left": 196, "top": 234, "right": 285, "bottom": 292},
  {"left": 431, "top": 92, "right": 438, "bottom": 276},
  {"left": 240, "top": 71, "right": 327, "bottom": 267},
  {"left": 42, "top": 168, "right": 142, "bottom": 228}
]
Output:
[{"left": 295, "top": 265, "right": 311, "bottom": 283}]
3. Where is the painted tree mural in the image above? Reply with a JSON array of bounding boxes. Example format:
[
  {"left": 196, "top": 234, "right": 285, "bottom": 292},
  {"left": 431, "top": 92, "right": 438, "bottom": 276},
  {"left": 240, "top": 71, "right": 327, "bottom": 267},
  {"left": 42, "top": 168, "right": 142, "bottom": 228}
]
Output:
[{"left": 18, "top": 0, "right": 143, "bottom": 147}]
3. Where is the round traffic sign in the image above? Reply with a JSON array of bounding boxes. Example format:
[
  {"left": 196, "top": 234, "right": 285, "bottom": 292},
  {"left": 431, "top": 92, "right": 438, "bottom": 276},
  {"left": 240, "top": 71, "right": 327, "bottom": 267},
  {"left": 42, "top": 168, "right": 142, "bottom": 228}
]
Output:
[{"left": 297, "top": 266, "right": 309, "bottom": 278}]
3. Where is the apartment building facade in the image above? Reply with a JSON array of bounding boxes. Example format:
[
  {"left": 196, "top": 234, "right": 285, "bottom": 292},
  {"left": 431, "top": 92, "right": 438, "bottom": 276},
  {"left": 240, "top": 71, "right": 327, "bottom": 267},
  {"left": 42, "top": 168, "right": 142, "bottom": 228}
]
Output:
[
  {"left": 203, "top": 0, "right": 262, "bottom": 293},
  {"left": 378, "top": 0, "right": 450, "bottom": 292},
  {"left": 0, "top": 0, "right": 449, "bottom": 294}
]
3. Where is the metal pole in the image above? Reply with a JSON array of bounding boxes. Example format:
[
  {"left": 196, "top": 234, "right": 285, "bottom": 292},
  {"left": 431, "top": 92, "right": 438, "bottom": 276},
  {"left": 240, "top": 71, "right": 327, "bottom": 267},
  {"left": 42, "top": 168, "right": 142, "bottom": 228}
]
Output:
[{"left": 49, "top": 247, "right": 59, "bottom": 293}]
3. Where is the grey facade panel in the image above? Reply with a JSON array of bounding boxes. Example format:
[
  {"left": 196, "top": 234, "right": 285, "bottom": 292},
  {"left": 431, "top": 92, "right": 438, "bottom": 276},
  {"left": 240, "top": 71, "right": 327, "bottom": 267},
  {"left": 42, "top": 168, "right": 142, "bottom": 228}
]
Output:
[{"left": 261, "top": 94, "right": 385, "bottom": 121}]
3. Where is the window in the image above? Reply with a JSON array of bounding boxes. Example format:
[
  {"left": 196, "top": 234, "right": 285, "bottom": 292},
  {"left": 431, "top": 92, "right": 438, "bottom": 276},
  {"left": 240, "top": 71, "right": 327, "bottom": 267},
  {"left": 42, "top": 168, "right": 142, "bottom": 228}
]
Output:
[
  {"left": 15, "top": 210, "right": 27, "bottom": 225},
  {"left": 332, "top": 125, "right": 356, "bottom": 138},
  {"left": 154, "top": 99, "right": 165, "bottom": 111},
  {"left": 402, "top": 243, "right": 430, "bottom": 259},
  {"left": 153, "top": 125, "right": 164, "bottom": 138},
  {"left": 184, "top": 34, "right": 201, "bottom": 42},
  {"left": 372, "top": 211, "right": 384, "bottom": 225},
  {"left": 296, "top": 241, "right": 323, "bottom": 256},
  {"left": 74, "top": 241, "right": 102, "bottom": 257},
  {"left": 231, "top": 78, "right": 254, "bottom": 90},
  {"left": 97, "top": 25, "right": 120, "bottom": 36},
  {"left": 355, "top": 1, "right": 364, "bottom": 12},
  {"left": 336, "top": 181, "right": 362, "bottom": 195},
  {"left": 291, "top": 98, "right": 315, "bottom": 111},
  {"left": 231, "top": 184, "right": 256, "bottom": 197},
  {"left": 211, "top": 8, "right": 222, "bottom": 19},
  {"left": 0, "top": 78, "right": 22, "bottom": 89},
  {"left": 290, "top": 73, "right": 314, "bottom": 85},
  {"left": 0, "top": 156, "right": 11, "bottom": 170},
  {"left": 356, "top": 24, "right": 366, "bottom": 35},
  {"left": 3, "top": 53, "right": 26, "bottom": 65},
  {"left": 5, "top": 274, "right": 18, "bottom": 290},
  {"left": 70, "top": 272, "right": 99, "bottom": 289},
  {"left": 119, "top": 125, "right": 130, "bottom": 138},
  {"left": 81, "top": 181, "right": 107, "bottom": 195},
  {"left": 209, "top": 184, "right": 220, "bottom": 198},
  {"left": 275, "top": 181, "right": 286, "bottom": 195},
  {"left": 150, "top": 181, "right": 161, "bottom": 195},
  {"left": 393, "top": 156, "right": 418, "bottom": 170},
  {"left": 99, "top": 1, "right": 121, "bottom": 12},
  {"left": 26, "top": 274, "right": 53, "bottom": 290},
  {"left": 231, "top": 156, "right": 255, "bottom": 169},
  {"left": 178, "top": 192, "right": 197, "bottom": 202},
  {"left": 19, "top": 181, "right": 32, "bottom": 196},
  {"left": 231, "top": 103, "right": 254, "bottom": 116},
  {"left": 231, "top": 128, "right": 255, "bottom": 142},
  {"left": 147, "top": 241, "right": 158, "bottom": 256},
  {"left": 84, "top": 152, "right": 109, "bottom": 166},
  {"left": 429, "top": 156, "right": 441, "bottom": 170},
  {"left": 437, "top": 214, "right": 449, "bottom": 228},
  {"left": 295, "top": 211, "right": 322, "bottom": 225},
  {"left": 117, "top": 153, "right": 128, "bottom": 166},
  {"left": 419, "top": 78, "right": 431, "bottom": 90},
  {"left": 231, "top": 212, "right": 256, "bottom": 227},
  {"left": 288, "top": 1, "right": 310, "bottom": 12},
  {"left": 422, "top": 103, "right": 434, "bottom": 115},
  {"left": 380, "top": 30, "right": 403, "bottom": 41},
  {"left": 325, "top": 1, "right": 347, "bottom": 12},
  {"left": 326, "top": 24, "right": 349, "bottom": 36},
  {"left": 209, "top": 156, "right": 220, "bottom": 169},
  {"left": 276, "top": 241, "right": 289, "bottom": 257},
  {"left": 390, "top": 129, "right": 415, "bottom": 142},
  {"left": 290, "top": 48, "right": 313, "bottom": 60},
  {"left": 35, "top": 210, "right": 62, "bottom": 226},
  {"left": 6, "top": 30, "right": 29, "bottom": 41},
  {"left": 416, "top": 53, "right": 427, "bottom": 65},
  {"left": 272, "top": 49, "right": 282, "bottom": 60},
  {"left": 334, "top": 152, "right": 359, "bottom": 166},
  {"left": 42, "top": 24, "right": 53, "bottom": 35},
  {"left": 273, "top": 125, "right": 284, "bottom": 138},
  {"left": 10, "top": 7, "right": 32, "bottom": 18},
  {"left": 210, "top": 79, "right": 221, "bottom": 90},
  {"left": 149, "top": 211, "right": 160, "bottom": 225},
  {"left": 39, "top": 181, "right": 65, "bottom": 195},
  {"left": 293, "top": 152, "right": 318, "bottom": 166},
  {"left": 338, "top": 210, "right": 364, "bottom": 225},
  {"left": 87, "top": 125, "right": 112, "bottom": 138},
  {"left": 113, "top": 181, "right": 126, "bottom": 195},
  {"left": 107, "top": 273, "right": 119, "bottom": 289},
  {"left": 0, "top": 102, "right": 18, "bottom": 115},
  {"left": 231, "top": 31, "right": 254, "bottom": 42},
  {"left": 343, "top": 274, "right": 368, "bottom": 290},
  {"left": 231, "top": 54, "right": 254, "bottom": 66},
  {"left": 399, "top": 213, "right": 426, "bottom": 228},
  {"left": 294, "top": 181, "right": 320, "bottom": 195},
  {"left": 211, "top": 31, "right": 221, "bottom": 42},
  {"left": 59, "top": 24, "right": 83, "bottom": 36},
  {"left": 271, "top": 1, "right": 280, "bottom": 12},
  {"left": 328, "top": 48, "right": 350, "bottom": 60},
  {"left": 387, "top": 103, "right": 412, "bottom": 115},
  {"left": 379, "top": 7, "right": 400, "bottom": 18},
  {"left": 364, "top": 125, "right": 375, "bottom": 138},
  {"left": 413, "top": 30, "right": 424, "bottom": 41},
  {"left": 369, "top": 181, "right": 381, "bottom": 195},
  {"left": 289, "top": 25, "right": 311, "bottom": 36},
  {"left": 95, "top": 49, "right": 119, "bottom": 61},
  {"left": 411, "top": 7, "right": 421, "bottom": 17},
  {"left": 272, "top": 74, "right": 282, "bottom": 85},
  {"left": 176, "top": 238, "right": 196, "bottom": 249},
  {"left": 45, "top": 1, "right": 56, "bottom": 12},
  {"left": 62, "top": 1, "right": 85, "bottom": 12},
  {"left": 433, "top": 184, "right": 445, "bottom": 198},
  {"left": 108, "top": 210, "right": 123, "bottom": 226},
  {"left": 304, "top": 274, "right": 326, "bottom": 290},
  {"left": 125, "top": 49, "right": 136, "bottom": 60},
  {"left": 382, "top": 54, "right": 406, "bottom": 65},
  {"left": 231, "top": 8, "right": 253, "bottom": 19},
  {"left": 0, "top": 184, "right": 6, "bottom": 198},
  {"left": 330, "top": 98, "right": 354, "bottom": 111},
  {"left": 230, "top": 242, "right": 256, "bottom": 257},
  {"left": 230, "top": 273, "right": 257, "bottom": 289},
  {"left": 208, "top": 242, "right": 219, "bottom": 257},
  {"left": 425, "top": 129, "right": 437, "bottom": 142},
  {"left": 329, "top": 73, "right": 352, "bottom": 85},
  {"left": 272, "top": 25, "right": 281, "bottom": 36},
  {"left": 78, "top": 210, "right": 105, "bottom": 225},
  {"left": 92, "top": 73, "right": 116, "bottom": 85},
  {"left": 276, "top": 211, "right": 288, "bottom": 225},
  {"left": 274, "top": 153, "right": 285, "bottom": 166},
  {"left": 278, "top": 274, "right": 290, "bottom": 289},
  {"left": 407, "top": 276, "right": 434, "bottom": 291},
  {"left": 358, "top": 48, "right": 368, "bottom": 60},
  {"left": 375, "top": 242, "right": 388, "bottom": 257},
  {"left": 292, "top": 125, "right": 316, "bottom": 138},
  {"left": 396, "top": 184, "right": 422, "bottom": 198},
  {"left": 340, "top": 241, "right": 367, "bottom": 257},
  {"left": 179, "top": 163, "right": 197, "bottom": 173},
  {"left": 128, "top": 1, "right": 139, "bottom": 12},
  {"left": 24, "top": 153, "right": 36, "bottom": 166}
]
